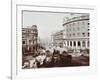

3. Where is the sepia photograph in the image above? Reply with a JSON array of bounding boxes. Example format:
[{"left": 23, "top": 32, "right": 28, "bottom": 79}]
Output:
[{"left": 22, "top": 11, "right": 90, "bottom": 69}]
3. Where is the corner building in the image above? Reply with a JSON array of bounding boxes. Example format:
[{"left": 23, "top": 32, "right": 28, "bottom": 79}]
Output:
[
  {"left": 22, "top": 25, "right": 38, "bottom": 54},
  {"left": 63, "top": 14, "right": 90, "bottom": 50}
]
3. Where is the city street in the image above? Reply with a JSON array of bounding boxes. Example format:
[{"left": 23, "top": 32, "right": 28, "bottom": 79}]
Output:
[
  {"left": 22, "top": 48, "right": 89, "bottom": 69},
  {"left": 22, "top": 12, "right": 90, "bottom": 69}
]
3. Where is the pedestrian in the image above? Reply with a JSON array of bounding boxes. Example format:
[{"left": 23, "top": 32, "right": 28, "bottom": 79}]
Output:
[
  {"left": 22, "top": 60, "right": 30, "bottom": 69},
  {"left": 60, "top": 51, "right": 68, "bottom": 67},
  {"left": 35, "top": 52, "right": 46, "bottom": 68},
  {"left": 29, "top": 58, "right": 37, "bottom": 68},
  {"left": 51, "top": 50, "right": 61, "bottom": 67},
  {"left": 42, "top": 51, "right": 53, "bottom": 68}
]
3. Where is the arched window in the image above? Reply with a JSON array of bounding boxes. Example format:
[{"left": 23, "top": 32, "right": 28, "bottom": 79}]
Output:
[
  {"left": 70, "top": 41, "right": 72, "bottom": 47},
  {"left": 78, "top": 41, "right": 81, "bottom": 47},
  {"left": 82, "top": 33, "right": 85, "bottom": 37},
  {"left": 74, "top": 41, "right": 76, "bottom": 47},
  {"left": 73, "top": 28, "right": 75, "bottom": 31}
]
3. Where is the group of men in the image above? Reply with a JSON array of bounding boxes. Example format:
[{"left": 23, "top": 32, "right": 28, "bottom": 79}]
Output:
[{"left": 22, "top": 49, "right": 73, "bottom": 69}]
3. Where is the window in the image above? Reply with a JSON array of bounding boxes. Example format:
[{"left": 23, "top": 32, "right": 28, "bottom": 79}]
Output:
[
  {"left": 28, "top": 30, "right": 30, "bottom": 33},
  {"left": 88, "top": 29, "right": 90, "bottom": 31},
  {"left": 74, "top": 22, "right": 76, "bottom": 26},
  {"left": 69, "top": 24, "right": 71, "bottom": 27},
  {"left": 67, "top": 26, "right": 68, "bottom": 31},
  {"left": 29, "top": 40, "right": 31, "bottom": 43},
  {"left": 77, "top": 27, "right": 80, "bottom": 31},
  {"left": 22, "top": 35, "right": 26, "bottom": 38},
  {"left": 77, "top": 33, "right": 80, "bottom": 37},
  {"left": 77, "top": 22, "right": 79, "bottom": 26},
  {"left": 72, "top": 23, "right": 74, "bottom": 26},
  {"left": 70, "top": 41, "right": 72, "bottom": 47},
  {"left": 22, "top": 41, "right": 25, "bottom": 44},
  {"left": 78, "top": 41, "right": 81, "bottom": 47},
  {"left": 88, "top": 23, "right": 90, "bottom": 25},
  {"left": 70, "top": 23, "right": 72, "bottom": 27},
  {"left": 73, "top": 23, "right": 75, "bottom": 26},
  {"left": 67, "top": 34, "right": 69, "bottom": 37},
  {"left": 69, "top": 34, "right": 71, "bottom": 37},
  {"left": 73, "top": 28, "right": 75, "bottom": 31},
  {"left": 22, "top": 30, "right": 26, "bottom": 33},
  {"left": 68, "top": 29, "right": 69, "bottom": 32},
  {"left": 73, "top": 33, "right": 75, "bottom": 36},
  {"left": 74, "top": 41, "right": 76, "bottom": 47},
  {"left": 69, "top": 28, "right": 71, "bottom": 31},
  {"left": 82, "top": 33, "right": 85, "bottom": 37}
]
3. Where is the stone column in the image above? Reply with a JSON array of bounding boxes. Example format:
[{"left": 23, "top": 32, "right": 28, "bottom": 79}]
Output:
[
  {"left": 65, "top": 40, "right": 67, "bottom": 47},
  {"left": 69, "top": 41, "right": 71, "bottom": 49},
  {"left": 76, "top": 40, "right": 78, "bottom": 49},
  {"left": 72, "top": 40, "right": 74, "bottom": 49},
  {"left": 80, "top": 40, "right": 83, "bottom": 49}
]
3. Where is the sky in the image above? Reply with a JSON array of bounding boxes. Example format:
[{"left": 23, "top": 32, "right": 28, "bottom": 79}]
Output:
[{"left": 23, "top": 11, "right": 85, "bottom": 42}]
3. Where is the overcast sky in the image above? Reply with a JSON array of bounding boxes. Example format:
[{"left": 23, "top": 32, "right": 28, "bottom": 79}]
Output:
[{"left": 23, "top": 11, "right": 85, "bottom": 41}]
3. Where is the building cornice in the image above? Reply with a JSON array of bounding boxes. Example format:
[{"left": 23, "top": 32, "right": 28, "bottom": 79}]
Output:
[{"left": 63, "top": 18, "right": 89, "bottom": 26}]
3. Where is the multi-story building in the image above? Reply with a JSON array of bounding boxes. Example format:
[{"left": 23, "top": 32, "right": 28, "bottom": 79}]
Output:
[
  {"left": 63, "top": 14, "right": 90, "bottom": 50},
  {"left": 51, "top": 30, "right": 64, "bottom": 48},
  {"left": 22, "top": 25, "right": 38, "bottom": 55}
]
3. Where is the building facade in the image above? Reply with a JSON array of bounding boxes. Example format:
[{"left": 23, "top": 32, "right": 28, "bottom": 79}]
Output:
[
  {"left": 63, "top": 14, "right": 90, "bottom": 50},
  {"left": 51, "top": 30, "right": 64, "bottom": 48},
  {"left": 22, "top": 25, "right": 38, "bottom": 54}
]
